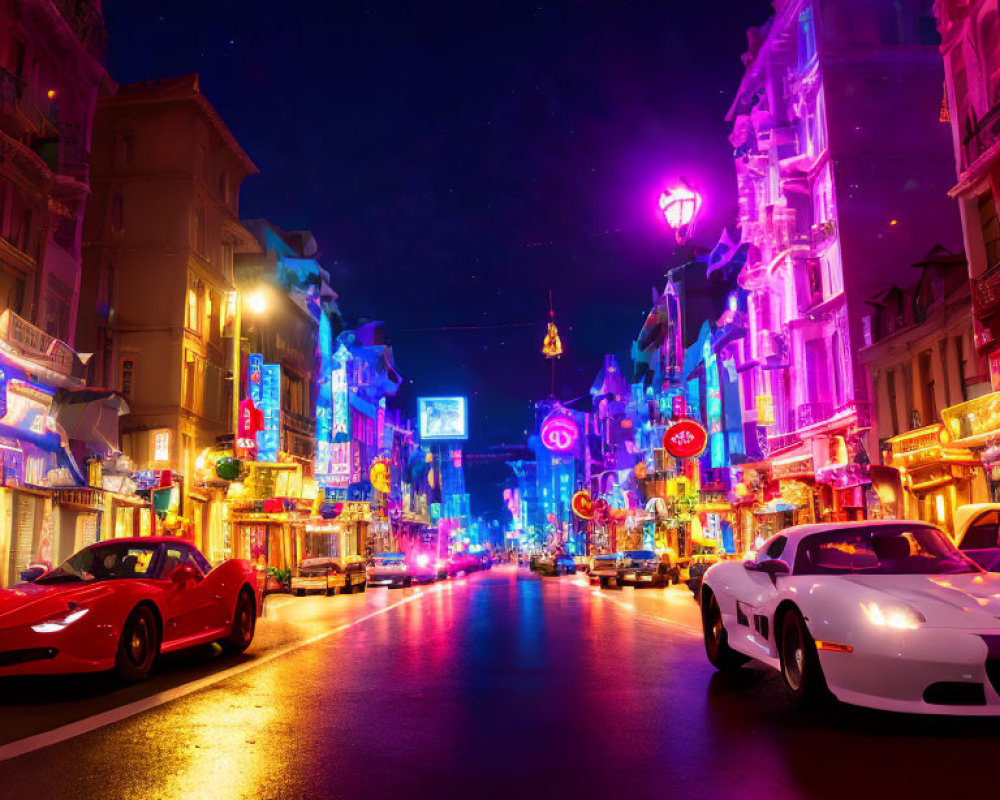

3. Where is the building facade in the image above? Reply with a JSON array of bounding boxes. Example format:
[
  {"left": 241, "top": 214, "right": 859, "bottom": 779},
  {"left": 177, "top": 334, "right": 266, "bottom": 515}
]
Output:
[
  {"left": 78, "top": 74, "right": 259, "bottom": 550},
  {"left": 1, "top": 0, "right": 108, "bottom": 345},
  {"left": 729, "top": 0, "right": 960, "bottom": 522}
]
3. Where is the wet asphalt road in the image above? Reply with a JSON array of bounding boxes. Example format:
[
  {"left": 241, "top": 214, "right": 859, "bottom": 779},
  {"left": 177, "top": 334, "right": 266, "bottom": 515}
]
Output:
[{"left": 1, "top": 565, "right": 999, "bottom": 800}]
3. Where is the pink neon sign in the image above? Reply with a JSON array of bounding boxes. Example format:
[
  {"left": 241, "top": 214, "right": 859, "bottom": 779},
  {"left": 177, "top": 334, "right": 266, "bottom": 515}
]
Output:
[{"left": 541, "top": 410, "right": 579, "bottom": 452}]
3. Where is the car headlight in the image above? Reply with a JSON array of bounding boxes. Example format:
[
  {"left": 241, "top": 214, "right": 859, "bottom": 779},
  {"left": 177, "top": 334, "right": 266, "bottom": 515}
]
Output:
[
  {"left": 32, "top": 606, "right": 90, "bottom": 633},
  {"left": 860, "top": 601, "right": 925, "bottom": 630}
]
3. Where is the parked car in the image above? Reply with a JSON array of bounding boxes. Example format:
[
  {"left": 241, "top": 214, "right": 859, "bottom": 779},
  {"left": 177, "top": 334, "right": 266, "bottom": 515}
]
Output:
[
  {"left": 368, "top": 553, "right": 412, "bottom": 587},
  {"left": 701, "top": 520, "right": 1000, "bottom": 713},
  {"left": 537, "top": 553, "right": 576, "bottom": 576},
  {"left": 409, "top": 552, "right": 447, "bottom": 583},
  {"left": 589, "top": 553, "right": 622, "bottom": 588},
  {"left": 0, "top": 537, "right": 259, "bottom": 682},
  {"left": 447, "top": 552, "right": 480, "bottom": 577},
  {"left": 687, "top": 553, "right": 725, "bottom": 597},
  {"left": 291, "top": 556, "right": 367, "bottom": 596},
  {"left": 618, "top": 550, "right": 676, "bottom": 588},
  {"left": 955, "top": 504, "right": 1000, "bottom": 571}
]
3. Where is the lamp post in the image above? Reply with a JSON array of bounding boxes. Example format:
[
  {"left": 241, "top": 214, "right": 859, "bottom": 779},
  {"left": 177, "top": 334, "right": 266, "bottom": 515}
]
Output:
[{"left": 231, "top": 288, "right": 269, "bottom": 448}]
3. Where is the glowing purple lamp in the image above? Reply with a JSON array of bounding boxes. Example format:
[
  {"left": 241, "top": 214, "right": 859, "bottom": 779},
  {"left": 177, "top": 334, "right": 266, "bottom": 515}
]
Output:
[{"left": 659, "top": 182, "right": 702, "bottom": 243}]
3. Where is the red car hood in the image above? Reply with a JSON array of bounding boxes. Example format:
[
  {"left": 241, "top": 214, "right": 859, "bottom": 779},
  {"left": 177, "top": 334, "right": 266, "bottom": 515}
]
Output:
[{"left": 0, "top": 581, "right": 113, "bottom": 625}]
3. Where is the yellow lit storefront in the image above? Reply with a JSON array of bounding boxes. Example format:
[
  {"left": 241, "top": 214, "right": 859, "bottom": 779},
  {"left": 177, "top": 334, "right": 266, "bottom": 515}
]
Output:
[
  {"left": 941, "top": 393, "right": 1000, "bottom": 508},
  {"left": 886, "top": 423, "right": 982, "bottom": 536}
]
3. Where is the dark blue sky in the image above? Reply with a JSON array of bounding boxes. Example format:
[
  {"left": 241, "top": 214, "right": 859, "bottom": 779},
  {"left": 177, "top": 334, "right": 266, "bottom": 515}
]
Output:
[{"left": 103, "top": 0, "right": 772, "bottom": 515}]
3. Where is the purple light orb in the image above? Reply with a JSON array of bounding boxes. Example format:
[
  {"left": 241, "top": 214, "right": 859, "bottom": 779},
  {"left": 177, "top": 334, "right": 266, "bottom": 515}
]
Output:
[{"left": 658, "top": 185, "right": 701, "bottom": 229}]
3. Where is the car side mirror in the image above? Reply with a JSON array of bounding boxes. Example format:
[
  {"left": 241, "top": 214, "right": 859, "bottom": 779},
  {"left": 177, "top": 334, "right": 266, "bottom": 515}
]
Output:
[
  {"left": 19, "top": 566, "right": 45, "bottom": 583},
  {"left": 746, "top": 559, "right": 790, "bottom": 584},
  {"left": 170, "top": 563, "right": 200, "bottom": 585}
]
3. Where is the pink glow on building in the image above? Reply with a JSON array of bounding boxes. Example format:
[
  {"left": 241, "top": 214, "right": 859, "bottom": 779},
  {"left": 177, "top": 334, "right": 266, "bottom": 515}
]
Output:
[{"left": 729, "top": 0, "right": 960, "bottom": 516}]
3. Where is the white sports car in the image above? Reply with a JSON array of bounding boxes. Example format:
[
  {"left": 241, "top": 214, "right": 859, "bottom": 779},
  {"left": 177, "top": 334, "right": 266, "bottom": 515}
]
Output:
[{"left": 700, "top": 520, "right": 1000, "bottom": 714}]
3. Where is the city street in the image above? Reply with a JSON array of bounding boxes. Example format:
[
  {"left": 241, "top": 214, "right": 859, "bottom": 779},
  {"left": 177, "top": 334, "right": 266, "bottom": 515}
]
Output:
[{"left": 1, "top": 566, "right": 998, "bottom": 800}]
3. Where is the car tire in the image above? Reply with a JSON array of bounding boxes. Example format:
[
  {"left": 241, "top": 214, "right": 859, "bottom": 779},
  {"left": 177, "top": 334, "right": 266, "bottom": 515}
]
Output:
[
  {"left": 599, "top": 576, "right": 609, "bottom": 589},
  {"left": 404, "top": 577, "right": 413, "bottom": 588},
  {"left": 296, "top": 589, "right": 305, "bottom": 597},
  {"left": 358, "top": 581, "right": 367, "bottom": 593},
  {"left": 701, "top": 591, "right": 749, "bottom": 672},
  {"left": 221, "top": 589, "right": 257, "bottom": 655},
  {"left": 114, "top": 605, "right": 159, "bottom": 682},
  {"left": 325, "top": 587, "right": 335, "bottom": 596},
  {"left": 778, "top": 607, "right": 829, "bottom": 706}
]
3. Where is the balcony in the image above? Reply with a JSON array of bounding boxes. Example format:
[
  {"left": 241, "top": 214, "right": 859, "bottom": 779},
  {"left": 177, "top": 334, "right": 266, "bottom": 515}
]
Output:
[
  {"left": 52, "top": 0, "right": 107, "bottom": 62},
  {"left": 0, "top": 68, "right": 57, "bottom": 140},
  {"left": 962, "top": 101, "right": 1000, "bottom": 172},
  {"left": 972, "top": 262, "right": 1000, "bottom": 321},
  {"left": 795, "top": 402, "right": 832, "bottom": 429}
]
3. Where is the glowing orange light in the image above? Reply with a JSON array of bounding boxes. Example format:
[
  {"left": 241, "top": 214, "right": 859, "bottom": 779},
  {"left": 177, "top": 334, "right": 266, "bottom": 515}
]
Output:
[
  {"left": 46, "top": 89, "right": 56, "bottom": 100},
  {"left": 815, "top": 641, "right": 854, "bottom": 653},
  {"left": 889, "top": 219, "right": 898, "bottom": 226}
]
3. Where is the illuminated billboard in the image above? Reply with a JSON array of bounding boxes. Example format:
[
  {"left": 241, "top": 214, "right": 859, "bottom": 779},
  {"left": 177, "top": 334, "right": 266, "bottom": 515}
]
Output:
[{"left": 418, "top": 397, "right": 468, "bottom": 441}]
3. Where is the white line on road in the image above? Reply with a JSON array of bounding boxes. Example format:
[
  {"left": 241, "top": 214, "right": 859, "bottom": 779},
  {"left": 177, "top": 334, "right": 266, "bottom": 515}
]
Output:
[
  {"left": 0, "top": 588, "right": 430, "bottom": 763},
  {"left": 566, "top": 578, "right": 701, "bottom": 637}
]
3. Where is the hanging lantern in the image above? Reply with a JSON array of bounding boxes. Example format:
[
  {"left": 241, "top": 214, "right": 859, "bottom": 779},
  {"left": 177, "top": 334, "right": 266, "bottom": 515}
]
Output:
[{"left": 542, "top": 321, "right": 563, "bottom": 358}]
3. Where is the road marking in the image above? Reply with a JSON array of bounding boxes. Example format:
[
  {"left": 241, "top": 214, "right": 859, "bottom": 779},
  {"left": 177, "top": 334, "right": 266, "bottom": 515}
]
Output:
[
  {"left": 565, "top": 578, "right": 701, "bottom": 637},
  {"left": 0, "top": 589, "right": 429, "bottom": 763}
]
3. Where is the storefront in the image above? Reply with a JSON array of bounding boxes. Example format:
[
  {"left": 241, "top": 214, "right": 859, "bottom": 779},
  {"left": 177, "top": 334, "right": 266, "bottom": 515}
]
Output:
[
  {"left": 942, "top": 392, "right": 1000, "bottom": 508},
  {"left": 886, "top": 423, "right": 980, "bottom": 535}
]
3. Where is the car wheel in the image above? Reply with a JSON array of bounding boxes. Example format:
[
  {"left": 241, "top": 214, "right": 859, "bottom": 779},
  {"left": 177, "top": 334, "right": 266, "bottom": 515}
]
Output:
[
  {"left": 114, "top": 605, "right": 159, "bottom": 682},
  {"left": 404, "top": 577, "right": 413, "bottom": 588},
  {"left": 599, "top": 576, "right": 609, "bottom": 589},
  {"left": 778, "top": 607, "right": 828, "bottom": 705},
  {"left": 325, "top": 587, "right": 335, "bottom": 596},
  {"left": 358, "top": 581, "right": 367, "bottom": 593},
  {"left": 701, "top": 591, "right": 749, "bottom": 672},
  {"left": 222, "top": 589, "right": 257, "bottom": 655},
  {"left": 671, "top": 568, "right": 681, "bottom": 585}
]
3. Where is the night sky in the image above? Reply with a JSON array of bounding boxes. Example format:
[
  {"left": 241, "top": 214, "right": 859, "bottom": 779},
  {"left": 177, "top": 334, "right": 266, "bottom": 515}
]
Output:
[{"left": 103, "top": 0, "right": 773, "bottom": 517}]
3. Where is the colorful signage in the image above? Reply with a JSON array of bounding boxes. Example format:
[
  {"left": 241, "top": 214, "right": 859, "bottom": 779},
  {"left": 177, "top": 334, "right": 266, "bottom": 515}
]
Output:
[
  {"left": 571, "top": 490, "right": 593, "bottom": 519},
  {"left": 671, "top": 394, "right": 687, "bottom": 419},
  {"left": 540, "top": 408, "right": 579, "bottom": 453},
  {"left": 314, "top": 314, "right": 334, "bottom": 480},
  {"left": 418, "top": 397, "right": 468, "bottom": 441},
  {"left": 663, "top": 419, "right": 708, "bottom": 459},
  {"left": 248, "top": 354, "right": 280, "bottom": 462},
  {"left": 330, "top": 344, "right": 351, "bottom": 484},
  {"left": 237, "top": 397, "right": 264, "bottom": 460},
  {"left": 369, "top": 459, "right": 391, "bottom": 494}
]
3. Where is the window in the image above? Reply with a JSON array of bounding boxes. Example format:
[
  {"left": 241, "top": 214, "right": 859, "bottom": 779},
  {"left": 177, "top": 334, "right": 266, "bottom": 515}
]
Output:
[
  {"left": 979, "top": 191, "right": 1000, "bottom": 270},
  {"left": 796, "top": 7, "right": 817, "bottom": 73},
  {"left": 764, "top": 536, "right": 788, "bottom": 560},
  {"left": 115, "top": 129, "right": 134, "bottom": 170},
  {"left": 220, "top": 241, "right": 234, "bottom": 280},
  {"left": 153, "top": 431, "right": 170, "bottom": 462},
  {"left": 961, "top": 511, "right": 1000, "bottom": 550},
  {"left": 120, "top": 359, "right": 134, "bottom": 396},
  {"left": 111, "top": 192, "right": 123, "bottom": 233}
]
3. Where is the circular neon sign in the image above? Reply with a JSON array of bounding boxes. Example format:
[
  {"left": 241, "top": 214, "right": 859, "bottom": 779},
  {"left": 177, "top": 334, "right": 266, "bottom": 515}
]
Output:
[
  {"left": 541, "top": 409, "right": 579, "bottom": 452},
  {"left": 571, "top": 490, "right": 593, "bottom": 519},
  {"left": 663, "top": 419, "right": 708, "bottom": 459}
]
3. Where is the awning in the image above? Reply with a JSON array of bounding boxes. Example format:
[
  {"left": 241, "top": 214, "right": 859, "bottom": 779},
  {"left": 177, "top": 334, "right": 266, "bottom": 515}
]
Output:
[{"left": 53, "top": 389, "right": 130, "bottom": 458}]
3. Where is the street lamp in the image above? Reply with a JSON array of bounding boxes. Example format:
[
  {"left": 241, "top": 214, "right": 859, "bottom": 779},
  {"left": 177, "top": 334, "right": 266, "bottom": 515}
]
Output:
[
  {"left": 231, "top": 287, "right": 269, "bottom": 446},
  {"left": 658, "top": 180, "right": 702, "bottom": 243}
]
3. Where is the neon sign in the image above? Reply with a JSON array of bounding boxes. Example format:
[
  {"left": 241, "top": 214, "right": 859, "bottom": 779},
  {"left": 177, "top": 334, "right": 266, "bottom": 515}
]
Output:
[
  {"left": 663, "top": 419, "right": 708, "bottom": 459},
  {"left": 540, "top": 408, "right": 579, "bottom": 453},
  {"left": 330, "top": 344, "right": 351, "bottom": 485}
]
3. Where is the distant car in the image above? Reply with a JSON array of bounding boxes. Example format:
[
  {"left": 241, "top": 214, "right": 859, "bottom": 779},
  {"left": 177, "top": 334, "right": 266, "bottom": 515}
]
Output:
[
  {"left": 478, "top": 552, "right": 494, "bottom": 570},
  {"left": 0, "top": 537, "right": 259, "bottom": 682},
  {"left": 368, "top": 553, "right": 412, "bottom": 587},
  {"left": 589, "top": 554, "right": 622, "bottom": 588},
  {"left": 573, "top": 556, "right": 591, "bottom": 573},
  {"left": 618, "top": 550, "right": 674, "bottom": 588},
  {"left": 955, "top": 504, "right": 1000, "bottom": 571},
  {"left": 537, "top": 554, "right": 576, "bottom": 576},
  {"left": 447, "top": 552, "right": 480, "bottom": 577},
  {"left": 291, "top": 557, "right": 367, "bottom": 596},
  {"left": 409, "top": 552, "right": 447, "bottom": 583},
  {"left": 701, "top": 520, "right": 1000, "bottom": 713}
]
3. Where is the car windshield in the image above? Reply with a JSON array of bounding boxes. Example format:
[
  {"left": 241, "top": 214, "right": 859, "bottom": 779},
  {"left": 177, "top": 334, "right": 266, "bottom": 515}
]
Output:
[
  {"left": 795, "top": 524, "right": 982, "bottom": 576},
  {"left": 36, "top": 543, "right": 159, "bottom": 584},
  {"left": 373, "top": 556, "right": 404, "bottom": 567},
  {"left": 624, "top": 551, "right": 656, "bottom": 561}
]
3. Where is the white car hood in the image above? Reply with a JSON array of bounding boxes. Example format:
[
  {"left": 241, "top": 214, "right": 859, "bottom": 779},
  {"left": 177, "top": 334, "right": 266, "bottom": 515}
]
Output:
[{"left": 842, "top": 573, "right": 1000, "bottom": 628}]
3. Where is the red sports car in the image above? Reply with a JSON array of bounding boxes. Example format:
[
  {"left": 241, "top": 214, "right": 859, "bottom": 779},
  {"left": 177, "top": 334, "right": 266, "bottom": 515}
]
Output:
[{"left": 0, "top": 537, "right": 260, "bottom": 682}]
